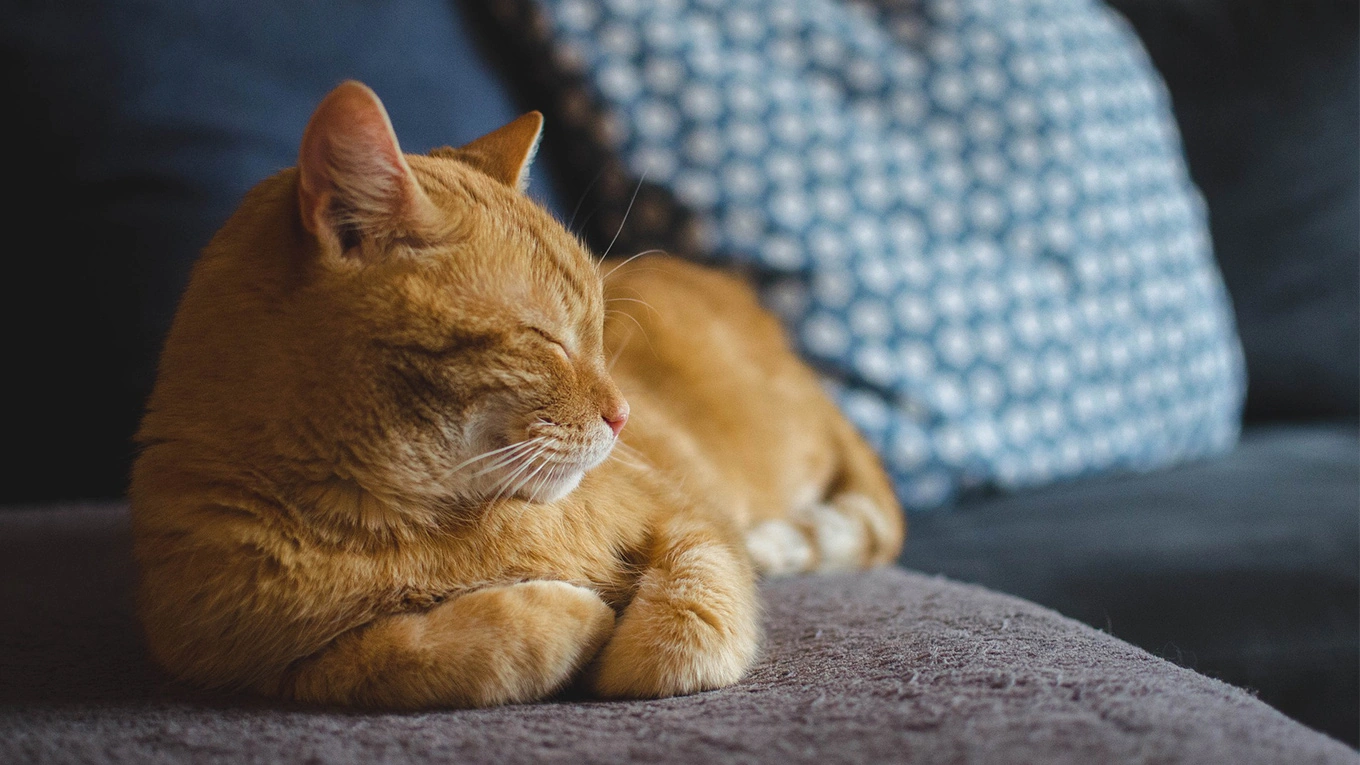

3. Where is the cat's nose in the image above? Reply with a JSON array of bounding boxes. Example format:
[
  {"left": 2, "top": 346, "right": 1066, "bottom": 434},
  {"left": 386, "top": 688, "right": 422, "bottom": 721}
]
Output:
[{"left": 602, "top": 401, "right": 629, "bottom": 437}]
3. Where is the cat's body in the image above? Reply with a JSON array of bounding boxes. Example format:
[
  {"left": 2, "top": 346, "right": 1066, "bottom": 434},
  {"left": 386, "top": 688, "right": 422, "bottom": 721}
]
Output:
[{"left": 130, "top": 82, "right": 902, "bottom": 709}]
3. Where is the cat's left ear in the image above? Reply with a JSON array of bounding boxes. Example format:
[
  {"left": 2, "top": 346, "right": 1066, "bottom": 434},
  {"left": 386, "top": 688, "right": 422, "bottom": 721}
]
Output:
[
  {"left": 297, "top": 81, "right": 440, "bottom": 254},
  {"left": 452, "top": 112, "right": 544, "bottom": 192}
]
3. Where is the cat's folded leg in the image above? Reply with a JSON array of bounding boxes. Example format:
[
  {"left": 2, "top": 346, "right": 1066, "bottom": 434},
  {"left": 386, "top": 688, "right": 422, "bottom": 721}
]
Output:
[
  {"left": 285, "top": 580, "right": 614, "bottom": 709},
  {"left": 587, "top": 515, "right": 760, "bottom": 699},
  {"left": 825, "top": 408, "right": 907, "bottom": 567},
  {"left": 746, "top": 408, "right": 905, "bottom": 576}
]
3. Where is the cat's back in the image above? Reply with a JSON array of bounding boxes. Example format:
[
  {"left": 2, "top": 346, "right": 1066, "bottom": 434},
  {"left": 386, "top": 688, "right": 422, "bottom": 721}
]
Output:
[
  {"left": 602, "top": 256, "right": 847, "bottom": 529},
  {"left": 135, "top": 171, "right": 308, "bottom": 460}
]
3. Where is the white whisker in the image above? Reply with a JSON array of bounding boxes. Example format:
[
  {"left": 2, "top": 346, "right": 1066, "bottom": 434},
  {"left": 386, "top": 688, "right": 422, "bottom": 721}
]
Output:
[
  {"left": 606, "top": 309, "right": 657, "bottom": 358},
  {"left": 567, "top": 167, "right": 606, "bottom": 234},
  {"left": 473, "top": 435, "right": 546, "bottom": 476},
  {"left": 506, "top": 454, "right": 554, "bottom": 501},
  {"left": 602, "top": 248, "right": 666, "bottom": 281},
  {"left": 444, "top": 437, "right": 546, "bottom": 480},
  {"left": 607, "top": 323, "right": 635, "bottom": 371},
  {"left": 472, "top": 440, "right": 547, "bottom": 477},
  {"left": 605, "top": 296, "right": 661, "bottom": 317},
  {"left": 605, "top": 309, "right": 648, "bottom": 336},
  {"left": 484, "top": 452, "right": 529, "bottom": 503},
  {"left": 525, "top": 460, "right": 562, "bottom": 501},
  {"left": 600, "top": 172, "right": 648, "bottom": 262},
  {"left": 613, "top": 441, "right": 654, "bottom": 468},
  {"left": 491, "top": 444, "right": 550, "bottom": 503},
  {"left": 608, "top": 452, "right": 649, "bottom": 471}
]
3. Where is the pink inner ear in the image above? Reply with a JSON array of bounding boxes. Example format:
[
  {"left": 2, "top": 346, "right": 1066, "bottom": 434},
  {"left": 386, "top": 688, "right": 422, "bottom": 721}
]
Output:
[
  {"left": 297, "top": 130, "right": 335, "bottom": 236},
  {"left": 297, "top": 82, "right": 414, "bottom": 238}
]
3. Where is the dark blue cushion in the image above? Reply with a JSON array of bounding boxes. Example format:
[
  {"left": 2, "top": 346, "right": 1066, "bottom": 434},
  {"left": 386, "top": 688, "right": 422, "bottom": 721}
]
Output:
[
  {"left": 1, "top": 0, "right": 558, "bottom": 501},
  {"left": 1108, "top": 0, "right": 1360, "bottom": 421}
]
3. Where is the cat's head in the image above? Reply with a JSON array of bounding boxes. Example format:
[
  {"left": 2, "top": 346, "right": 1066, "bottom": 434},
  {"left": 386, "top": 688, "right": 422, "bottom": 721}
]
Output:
[{"left": 195, "top": 82, "right": 628, "bottom": 511}]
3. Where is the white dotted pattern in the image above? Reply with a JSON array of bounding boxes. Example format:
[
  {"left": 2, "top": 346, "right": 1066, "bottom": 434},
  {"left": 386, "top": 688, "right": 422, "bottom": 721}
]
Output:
[{"left": 520, "top": 0, "right": 1246, "bottom": 510}]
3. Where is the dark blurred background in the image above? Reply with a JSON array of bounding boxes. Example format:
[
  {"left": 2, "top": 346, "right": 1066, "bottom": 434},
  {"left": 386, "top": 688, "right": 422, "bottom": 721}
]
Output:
[
  {"left": 2, "top": 1, "right": 567, "bottom": 502},
  {"left": 3, "top": 0, "right": 1354, "bottom": 502},
  {"left": 1, "top": 0, "right": 1355, "bottom": 746}
]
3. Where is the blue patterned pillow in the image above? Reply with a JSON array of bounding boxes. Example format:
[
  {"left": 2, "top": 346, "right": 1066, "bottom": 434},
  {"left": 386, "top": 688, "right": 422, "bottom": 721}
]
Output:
[{"left": 494, "top": 0, "right": 1246, "bottom": 510}]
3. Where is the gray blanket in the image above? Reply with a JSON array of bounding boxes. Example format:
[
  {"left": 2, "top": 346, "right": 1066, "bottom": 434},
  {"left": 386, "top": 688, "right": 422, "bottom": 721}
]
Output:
[{"left": 1, "top": 505, "right": 1353, "bottom": 764}]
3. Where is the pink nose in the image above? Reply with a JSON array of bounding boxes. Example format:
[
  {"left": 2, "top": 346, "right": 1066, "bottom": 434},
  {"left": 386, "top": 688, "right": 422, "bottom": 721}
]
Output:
[{"left": 603, "top": 403, "right": 629, "bottom": 437}]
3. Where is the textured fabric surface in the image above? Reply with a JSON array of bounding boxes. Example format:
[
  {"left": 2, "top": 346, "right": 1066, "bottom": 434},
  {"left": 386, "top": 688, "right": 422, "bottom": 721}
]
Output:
[
  {"left": 1, "top": 505, "right": 1354, "bottom": 764},
  {"left": 1107, "top": 0, "right": 1359, "bottom": 422},
  {"left": 491, "top": 0, "right": 1246, "bottom": 510},
  {"left": 0, "top": 0, "right": 562, "bottom": 502},
  {"left": 903, "top": 424, "right": 1360, "bottom": 744}
]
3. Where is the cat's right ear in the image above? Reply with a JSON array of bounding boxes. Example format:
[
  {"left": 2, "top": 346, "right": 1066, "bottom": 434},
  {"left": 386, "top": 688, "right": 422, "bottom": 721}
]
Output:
[{"left": 297, "top": 81, "right": 437, "bottom": 257}]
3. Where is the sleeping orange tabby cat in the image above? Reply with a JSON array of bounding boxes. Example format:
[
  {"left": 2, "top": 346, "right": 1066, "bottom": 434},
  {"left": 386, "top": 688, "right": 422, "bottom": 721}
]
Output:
[{"left": 130, "top": 81, "right": 903, "bottom": 709}]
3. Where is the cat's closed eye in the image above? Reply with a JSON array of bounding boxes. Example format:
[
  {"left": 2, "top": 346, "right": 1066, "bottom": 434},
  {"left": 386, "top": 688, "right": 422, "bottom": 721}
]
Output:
[{"left": 527, "top": 326, "right": 571, "bottom": 360}]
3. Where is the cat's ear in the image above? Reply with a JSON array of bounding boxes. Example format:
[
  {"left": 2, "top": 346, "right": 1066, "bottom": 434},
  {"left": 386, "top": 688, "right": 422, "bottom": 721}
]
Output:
[
  {"left": 453, "top": 112, "right": 544, "bottom": 192},
  {"left": 296, "top": 81, "right": 437, "bottom": 252}
]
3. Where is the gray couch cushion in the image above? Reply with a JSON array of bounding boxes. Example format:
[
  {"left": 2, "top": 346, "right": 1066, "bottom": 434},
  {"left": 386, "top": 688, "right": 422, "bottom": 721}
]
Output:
[
  {"left": 905, "top": 424, "right": 1360, "bottom": 743},
  {"left": 1, "top": 504, "right": 1352, "bottom": 764}
]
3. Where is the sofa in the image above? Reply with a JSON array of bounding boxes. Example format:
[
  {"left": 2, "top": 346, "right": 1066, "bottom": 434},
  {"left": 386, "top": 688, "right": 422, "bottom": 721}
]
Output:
[
  {"left": 906, "top": 0, "right": 1359, "bottom": 743},
  {"left": 1, "top": 503, "right": 1354, "bottom": 764},
  {"left": 2, "top": 0, "right": 1355, "bottom": 761}
]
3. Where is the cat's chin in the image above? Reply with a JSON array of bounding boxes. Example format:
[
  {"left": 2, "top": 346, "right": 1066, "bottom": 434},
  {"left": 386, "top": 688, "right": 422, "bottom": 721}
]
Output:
[{"left": 520, "top": 470, "right": 585, "bottom": 503}]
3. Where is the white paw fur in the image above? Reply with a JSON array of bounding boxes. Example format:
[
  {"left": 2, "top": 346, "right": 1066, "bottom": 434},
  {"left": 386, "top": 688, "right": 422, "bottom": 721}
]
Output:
[
  {"left": 832, "top": 492, "right": 896, "bottom": 560},
  {"left": 794, "top": 503, "right": 866, "bottom": 572},
  {"left": 745, "top": 519, "right": 813, "bottom": 577}
]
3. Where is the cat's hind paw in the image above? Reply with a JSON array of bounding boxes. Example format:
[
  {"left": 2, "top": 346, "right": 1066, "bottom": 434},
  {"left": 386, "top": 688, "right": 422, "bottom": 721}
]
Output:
[
  {"left": 746, "top": 492, "right": 896, "bottom": 576},
  {"left": 745, "top": 519, "right": 814, "bottom": 577}
]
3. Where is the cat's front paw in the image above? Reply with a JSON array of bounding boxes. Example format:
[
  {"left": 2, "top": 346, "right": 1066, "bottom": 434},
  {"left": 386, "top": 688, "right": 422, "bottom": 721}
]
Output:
[{"left": 587, "top": 582, "right": 759, "bottom": 699}]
